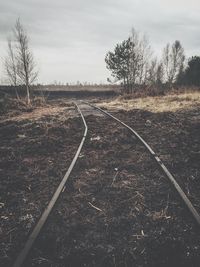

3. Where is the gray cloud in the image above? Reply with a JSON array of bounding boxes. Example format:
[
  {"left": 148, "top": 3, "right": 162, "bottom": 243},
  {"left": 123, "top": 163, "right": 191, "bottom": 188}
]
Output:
[{"left": 0, "top": 0, "right": 200, "bottom": 83}]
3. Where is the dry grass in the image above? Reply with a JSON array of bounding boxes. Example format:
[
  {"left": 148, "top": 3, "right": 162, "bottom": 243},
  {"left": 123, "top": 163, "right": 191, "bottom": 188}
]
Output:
[
  {"left": 0, "top": 106, "right": 67, "bottom": 123},
  {"left": 99, "top": 91, "right": 200, "bottom": 113},
  {"left": 0, "top": 95, "right": 68, "bottom": 123}
]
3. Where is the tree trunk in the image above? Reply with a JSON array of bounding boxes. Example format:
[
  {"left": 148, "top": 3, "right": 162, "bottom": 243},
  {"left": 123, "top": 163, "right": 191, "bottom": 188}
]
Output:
[
  {"left": 123, "top": 77, "right": 127, "bottom": 94},
  {"left": 14, "top": 86, "right": 20, "bottom": 100},
  {"left": 26, "top": 84, "right": 30, "bottom": 105}
]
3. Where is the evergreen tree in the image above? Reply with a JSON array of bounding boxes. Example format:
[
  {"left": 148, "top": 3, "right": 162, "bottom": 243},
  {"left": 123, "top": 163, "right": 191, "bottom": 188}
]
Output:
[
  {"left": 105, "top": 38, "right": 132, "bottom": 93},
  {"left": 182, "top": 56, "right": 200, "bottom": 86}
]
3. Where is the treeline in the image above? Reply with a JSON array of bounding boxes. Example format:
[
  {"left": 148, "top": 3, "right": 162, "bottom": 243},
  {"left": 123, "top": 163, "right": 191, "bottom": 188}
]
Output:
[{"left": 105, "top": 28, "right": 200, "bottom": 93}]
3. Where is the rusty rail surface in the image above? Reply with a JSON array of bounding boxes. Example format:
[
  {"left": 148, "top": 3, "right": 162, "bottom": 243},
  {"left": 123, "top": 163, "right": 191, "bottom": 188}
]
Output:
[
  {"left": 83, "top": 101, "right": 200, "bottom": 226},
  {"left": 13, "top": 103, "right": 88, "bottom": 267}
]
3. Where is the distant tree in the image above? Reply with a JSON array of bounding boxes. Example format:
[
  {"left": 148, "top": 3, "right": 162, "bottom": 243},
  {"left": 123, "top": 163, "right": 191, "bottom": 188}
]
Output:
[
  {"left": 180, "top": 56, "right": 200, "bottom": 86},
  {"left": 105, "top": 29, "right": 152, "bottom": 93},
  {"left": 128, "top": 28, "right": 140, "bottom": 86},
  {"left": 130, "top": 29, "right": 152, "bottom": 85},
  {"left": 106, "top": 34, "right": 187, "bottom": 93},
  {"left": 147, "top": 58, "right": 157, "bottom": 84},
  {"left": 14, "top": 18, "right": 38, "bottom": 104},
  {"left": 162, "top": 40, "right": 185, "bottom": 85},
  {"left": 105, "top": 38, "right": 132, "bottom": 93},
  {"left": 148, "top": 59, "right": 164, "bottom": 86},
  {"left": 156, "top": 63, "right": 164, "bottom": 86}
]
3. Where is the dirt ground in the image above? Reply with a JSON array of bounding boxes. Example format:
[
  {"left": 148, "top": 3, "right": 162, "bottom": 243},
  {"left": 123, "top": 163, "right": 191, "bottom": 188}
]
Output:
[{"left": 0, "top": 96, "right": 200, "bottom": 267}]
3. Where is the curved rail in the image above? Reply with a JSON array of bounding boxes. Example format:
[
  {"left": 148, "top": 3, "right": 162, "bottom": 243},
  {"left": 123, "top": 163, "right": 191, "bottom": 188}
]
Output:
[
  {"left": 13, "top": 102, "right": 88, "bottom": 267},
  {"left": 82, "top": 101, "right": 200, "bottom": 226}
]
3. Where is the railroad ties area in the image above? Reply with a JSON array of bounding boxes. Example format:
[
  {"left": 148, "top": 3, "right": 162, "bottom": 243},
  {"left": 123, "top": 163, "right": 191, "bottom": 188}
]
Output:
[{"left": 1, "top": 101, "right": 200, "bottom": 267}]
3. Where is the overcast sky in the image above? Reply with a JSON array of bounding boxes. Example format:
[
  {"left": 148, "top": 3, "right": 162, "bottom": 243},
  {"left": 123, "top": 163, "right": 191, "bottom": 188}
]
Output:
[{"left": 0, "top": 0, "right": 200, "bottom": 84}]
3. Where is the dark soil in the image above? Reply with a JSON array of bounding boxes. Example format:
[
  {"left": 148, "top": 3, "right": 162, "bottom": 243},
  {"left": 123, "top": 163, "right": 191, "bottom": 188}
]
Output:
[{"left": 0, "top": 101, "right": 200, "bottom": 267}]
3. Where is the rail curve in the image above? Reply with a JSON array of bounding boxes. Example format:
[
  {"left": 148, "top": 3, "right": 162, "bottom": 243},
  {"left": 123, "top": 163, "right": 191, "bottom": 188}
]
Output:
[{"left": 82, "top": 101, "right": 200, "bottom": 226}]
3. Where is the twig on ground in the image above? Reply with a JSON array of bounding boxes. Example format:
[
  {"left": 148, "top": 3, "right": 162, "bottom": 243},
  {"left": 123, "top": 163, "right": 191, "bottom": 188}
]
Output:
[
  {"left": 111, "top": 171, "right": 119, "bottom": 186},
  {"left": 88, "top": 202, "right": 103, "bottom": 212}
]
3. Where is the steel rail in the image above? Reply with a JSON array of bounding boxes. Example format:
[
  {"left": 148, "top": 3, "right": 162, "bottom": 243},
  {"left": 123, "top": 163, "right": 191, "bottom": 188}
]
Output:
[
  {"left": 82, "top": 101, "right": 200, "bottom": 226},
  {"left": 13, "top": 102, "right": 88, "bottom": 267}
]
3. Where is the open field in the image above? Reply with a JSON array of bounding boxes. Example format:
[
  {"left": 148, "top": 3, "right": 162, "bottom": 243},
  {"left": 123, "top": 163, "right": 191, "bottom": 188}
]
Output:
[
  {"left": 100, "top": 91, "right": 200, "bottom": 113},
  {"left": 37, "top": 85, "right": 121, "bottom": 92},
  {"left": 0, "top": 85, "right": 119, "bottom": 100},
  {"left": 0, "top": 91, "right": 200, "bottom": 266}
]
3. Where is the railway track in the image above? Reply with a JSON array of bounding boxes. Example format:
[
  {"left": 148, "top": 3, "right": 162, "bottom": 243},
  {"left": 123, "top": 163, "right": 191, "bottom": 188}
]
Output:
[
  {"left": 82, "top": 101, "right": 200, "bottom": 226},
  {"left": 13, "top": 101, "right": 200, "bottom": 267},
  {"left": 13, "top": 103, "right": 88, "bottom": 267}
]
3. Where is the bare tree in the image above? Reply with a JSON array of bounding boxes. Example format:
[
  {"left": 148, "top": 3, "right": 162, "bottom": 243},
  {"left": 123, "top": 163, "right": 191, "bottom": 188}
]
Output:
[
  {"left": 162, "top": 40, "right": 185, "bottom": 85},
  {"left": 4, "top": 38, "right": 19, "bottom": 98},
  {"left": 148, "top": 59, "right": 164, "bottom": 86},
  {"left": 129, "top": 28, "right": 152, "bottom": 88},
  {"left": 14, "top": 18, "right": 38, "bottom": 104},
  {"left": 137, "top": 35, "right": 152, "bottom": 84},
  {"left": 156, "top": 62, "right": 164, "bottom": 86},
  {"left": 5, "top": 38, "right": 17, "bottom": 86},
  {"left": 129, "top": 28, "right": 140, "bottom": 86},
  {"left": 148, "top": 58, "right": 158, "bottom": 84},
  {"left": 162, "top": 43, "right": 170, "bottom": 83},
  {"left": 171, "top": 40, "right": 185, "bottom": 82}
]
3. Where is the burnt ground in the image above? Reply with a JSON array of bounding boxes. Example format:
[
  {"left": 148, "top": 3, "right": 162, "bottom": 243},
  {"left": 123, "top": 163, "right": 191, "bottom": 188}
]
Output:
[{"left": 0, "top": 100, "right": 200, "bottom": 267}]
